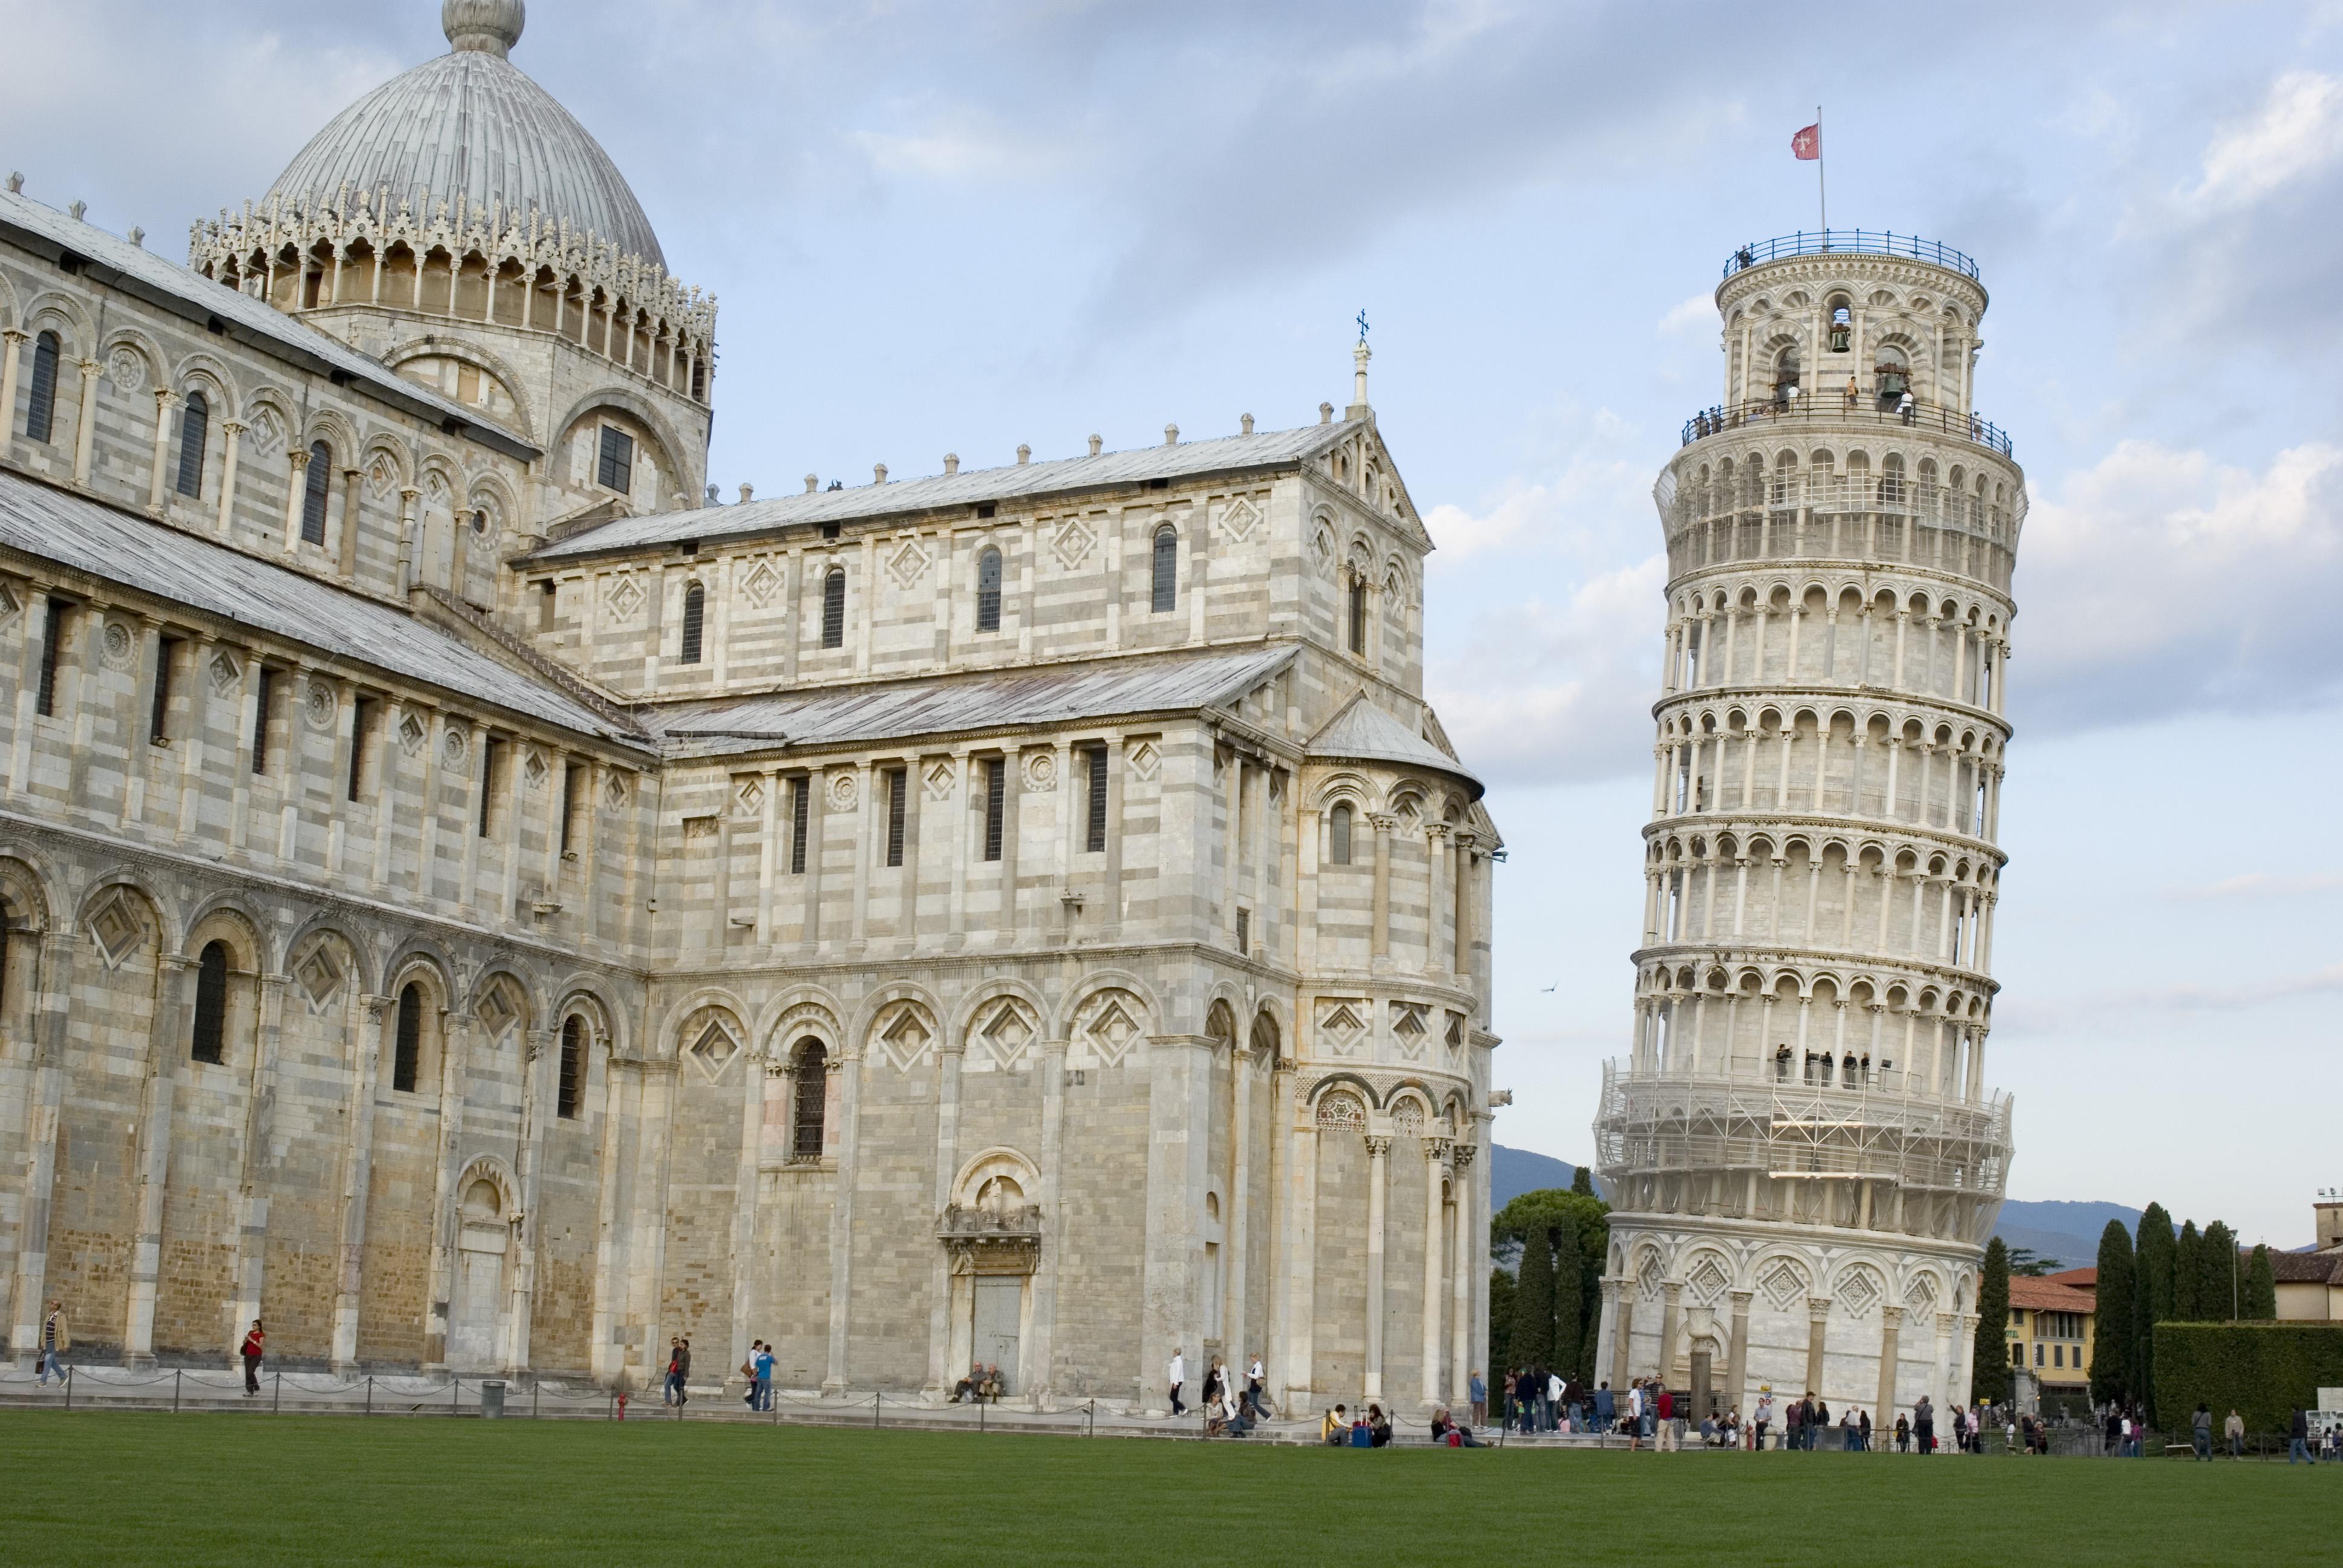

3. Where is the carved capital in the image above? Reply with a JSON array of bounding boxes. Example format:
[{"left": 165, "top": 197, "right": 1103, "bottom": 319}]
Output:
[
  {"left": 1363, "top": 1134, "right": 1392, "bottom": 1158},
  {"left": 1449, "top": 1145, "right": 1475, "bottom": 1172}
]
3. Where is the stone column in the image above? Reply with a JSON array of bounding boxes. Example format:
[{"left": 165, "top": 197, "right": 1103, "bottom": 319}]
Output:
[
  {"left": 727, "top": 1033, "right": 766, "bottom": 1387},
  {"left": 7, "top": 929, "right": 77, "bottom": 1364},
  {"left": 146, "top": 388, "right": 179, "bottom": 512},
  {"left": 1420, "top": 1137, "right": 1449, "bottom": 1411},
  {"left": 1452, "top": 834, "right": 1476, "bottom": 999},
  {"left": 587, "top": 1043, "right": 629, "bottom": 1386},
  {"left": 922, "top": 1036, "right": 965, "bottom": 1399},
  {"left": 1955, "top": 1310, "right": 1980, "bottom": 1409},
  {"left": 1930, "top": 1310, "right": 1957, "bottom": 1419},
  {"left": 281, "top": 445, "right": 312, "bottom": 553},
  {"left": 1449, "top": 1143, "right": 1474, "bottom": 1400},
  {"left": 1363, "top": 1133, "right": 1390, "bottom": 1400},
  {"left": 1423, "top": 823, "right": 1450, "bottom": 975},
  {"left": 70, "top": 358, "right": 100, "bottom": 485},
  {"left": 420, "top": 1011, "right": 472, "bottom": 1368},
  {"left": 1876, "top": 1304, "right": 1904, "bottom": 1423},
  {"left": 122, "top": 952, "right": 198, "bottom": 1365},
  {"left": 1279, "top": 1107, "right": 1320, "bottom": 1408},
  {"left": 1139, "top": 1034, "right": 1211, "bottom": 1413},
  {"left": 225, "top": 971, "right": 289, "bottom": 1364},
  {"left": 1369, "top": 815, "right": 1394, "bottom": 966},
  {"left": 0, "top": 331, "right": 24, "bottom": 467},
  {"left": 822, "top": 1041, "right": 866, "bottom": 1393},
  {"left": 849, "top": 761, "right": 873, "bottom": 947},
  {"left": 1610, "top": 1279, "right": 1636, "bottom": 1387},
  {"left": 330, "top": 993, "right": 390, "bottom": 1370},
  {"left": 1659, "top": 1280, "right": 1684, "bottom": 1388},
  {"left": 1225, "top": 1044, "right": 1254, "bottom": 1382},
  {"left": 1027, "top": 1037, "right": 1068, "bottom": 1407},
  {"left": 1726, "top": 1289, "right": 1754, "bottom": 1417},
  {"left": 1803, "top": 1296, "right": 1831, "bottom": 1399},
  {"left": 337, "top": 468, "right": 364, "bottom": 578},
  {"left": 212, "top": 420, "right": 244, "bottom": 538},
  {"left": 394, "top": 485, "right": 420, "bottom": 593}
]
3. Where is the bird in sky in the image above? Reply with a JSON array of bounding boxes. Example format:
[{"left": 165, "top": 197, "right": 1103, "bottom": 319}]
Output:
[{"left": 1539, "top": 984, "right": 1557, "bottom": 993}]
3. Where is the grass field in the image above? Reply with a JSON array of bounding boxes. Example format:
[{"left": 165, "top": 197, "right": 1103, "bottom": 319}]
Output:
[{"left": 0, "top": 1412, "right": 2330, "bottom": 1566}]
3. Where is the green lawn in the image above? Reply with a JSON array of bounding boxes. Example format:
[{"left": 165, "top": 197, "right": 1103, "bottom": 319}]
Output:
[{"left": 0, "top": 1411, "right": 2330, "bottom": 1566}]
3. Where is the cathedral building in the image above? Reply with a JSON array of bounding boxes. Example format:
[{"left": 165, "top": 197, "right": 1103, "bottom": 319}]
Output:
[
  {"left": 1593, "top": 233, "right": 2021, "bottom": 1423},
  {"left": 0, "top": 1, "right": 1498, "bottom": 1413}
]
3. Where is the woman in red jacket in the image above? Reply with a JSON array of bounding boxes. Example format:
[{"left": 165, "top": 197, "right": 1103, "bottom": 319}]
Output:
[{"left": 240, "top": 1321, "right": 266, "bottom": 1397}]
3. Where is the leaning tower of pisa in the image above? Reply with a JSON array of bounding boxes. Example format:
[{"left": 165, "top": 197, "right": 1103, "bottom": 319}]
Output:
[{"left": 1591, "top": 232, "right": 2023, "bottom": 1429}]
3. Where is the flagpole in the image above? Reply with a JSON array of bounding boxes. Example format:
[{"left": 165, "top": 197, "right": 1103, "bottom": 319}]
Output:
[{"left": 1817, "top": 105, "right": 1827, "bottom": 238}]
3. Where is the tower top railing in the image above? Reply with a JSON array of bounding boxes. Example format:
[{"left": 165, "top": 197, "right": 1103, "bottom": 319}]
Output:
[
  {"left": 1680, "top": 396, "right": 2013, "bottom": 459},
  {"left": 1723, "top": 230, "right": 1979, "bottom": 282}
]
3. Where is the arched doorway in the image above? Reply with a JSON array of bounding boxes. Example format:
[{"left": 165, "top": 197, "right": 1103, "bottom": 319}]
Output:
[{"left": 447, "top": 1171, "right": 510, "bottom": 1371}]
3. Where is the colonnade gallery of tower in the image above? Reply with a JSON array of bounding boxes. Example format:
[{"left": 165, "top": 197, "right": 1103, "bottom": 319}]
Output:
[{"left": 0, "top": 2, "right": 2017, "bottom": 1419}]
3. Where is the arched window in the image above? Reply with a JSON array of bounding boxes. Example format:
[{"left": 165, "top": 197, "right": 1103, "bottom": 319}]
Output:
[
  {"left": 1347, "top": 575, "right": 1367, "bottom": 655},
  {"left": 791, "top": 1040, "right": 828, "bottom": 1160},
  {"left": 1773, "top": 346, "right": 1800, "bottom": 403},
  {"left": 1329, "top": 802, "right": 1353, "bottom": 865},
  {"left": 679, "top": 582, "right": 705, "bottom": 664},
  {"left": 975, "top": 547, "right": 1002, "bottom": 633},
  {"left": 301, "top": 440, "right": 332, "bottom": 545},
  {"left": 174, "top": 392, "right": 209, "bottom": 498},
  {"left": 821, "top": 568, "right": 846, "bottom": 648},
  {"left": 1827, "top": 298, "right": 1852, "bottom": 354},
  {"left": 1150, "top": 526, "right": 1178, "bottom": 613},
  {"left": 190, "top": 940, "right": 230, "bottom": 1064},
  {"left": 393, "top": 982, "right": 424, "bottom": 1093},
  {"left": 25, "top": 330, "right": 61, "bottom": 443},
  {"left": 557, "top": 1015, "right": 585, "bottom": 1119}
]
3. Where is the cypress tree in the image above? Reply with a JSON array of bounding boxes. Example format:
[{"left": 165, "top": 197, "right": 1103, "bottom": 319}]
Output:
[
  {"left": 1570, "top": 1165, "right": 1595, "bottom": 1197},
  {"left": 1553, "top": 1220, "right": 1585, "bottom": 1379},
  {"left": 2199, "top": 1221, "right": 2238, "bottom": 1321},
  {"left": 2244, "top": 1246, "right": 2278, "bottom": 1321},
  {"left": 1973, "top": 1236, "right": 2012, "bottom": 1405},
  {"left": 1509, "top": 1221, "right": 1555, "bottom": 1370},
  {"left": 2134, "top": 1203, "right": 2175, "bottom": 1422},
  {"left": 2173, "top": 1221, "right": 2203, "bottom": 1321},
  {"left": 1487, "top": 1265, "right": 1516, "bottom": 1376},
  {"left": 2090, "top": 1221, "right": 2134, "bottom": 1406}
]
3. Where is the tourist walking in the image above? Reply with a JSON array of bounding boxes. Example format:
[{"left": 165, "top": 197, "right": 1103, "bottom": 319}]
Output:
[
  {"left": 36, "top": 1301, "right": 66, "bottom": 1387},
  {"left": 1246, "top": 1352, "right": 1266, "bottom": 1417},
  {"left": 1167, "top": 1347, "right": 1186, "bottom": 1417},
  {"left": 1656, "top": 1385, "right": 1677, "bottom": 1451},
  {"left": 2224, "top": 1409, "right": 2246, "bottom": 1459},
  {"left": 754, "top": 1342, "right": 775, "bottom": 1411},
  {"left": 1546, "top": 1368, "right": 1564, "bottom": 1432},
  {"left": 1913, "top": 1395, "right": 1936, "bottom": 1454},
  {"left": 1469, "top": 1368, "right": 1486, "bottom": 1426},
  {"left": 240, "top": 1319, "right": 266, "bottom": 1397},
  {"left": 1895, "top": 1412, "right": 1910, "bottom": 1452},
  {"left": 1594, "top": 1380, "right": 1615, "bottom": 1434},
  {"left": 1753, "top": 1386, "right": 1773, "bottom": 1450},
  {"left": 2289, "top": 1407, "right": 2311, "bottom": 1463},
  {"left": 663, "top": 1337, "right": 690, "bottom": 1405},
  {"left": 2193, "top": 1403, "right": 2213, "bottom": 1460}
]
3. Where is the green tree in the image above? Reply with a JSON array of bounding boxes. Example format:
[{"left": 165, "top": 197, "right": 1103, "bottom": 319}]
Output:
[
  {"left": 1570, "top": 1165, "right": 1595, "bottom": 1197},
  {"left": 2091, "top": 1220, "right": 2135, "bottom": 1406},
  {"left": 1973, "top": 1236, "right": 2012, "bottom": 1404},
  {"left": 2006, "top": 1247, "right": 2060, "bottom": 1278},
  {"left": 2174, "top": 1221, "right": 2204, "bottom": 1321},
  {"left": 2244, "top": 1245, "right": 2278, "bottom": 1321},
  {"left": 1509, "top": 1220, "right": 1555, "bottom": 1370},
  {"left": 1553, "top": 1214, "right": 1585, "bottom": 1378},
  {"left": 2199, "top": 1222, "right": 2238, "bottom": 1321},
  {"left": 1486, "top": 1265, "right": 1516, "bottom": 1377},
  {"left": 2134, "top": 1203, "right": 2176, "bottom": 1422}
]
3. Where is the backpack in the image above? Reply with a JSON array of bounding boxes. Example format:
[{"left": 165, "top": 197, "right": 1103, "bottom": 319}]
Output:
[{"left": 1446, "top": 1431, "right": 1463, "bottom": 1446}]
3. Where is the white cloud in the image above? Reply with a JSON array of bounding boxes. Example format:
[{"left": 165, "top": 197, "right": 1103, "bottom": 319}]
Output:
[
  {"left": 2014, "top": 439, "right": 2343, "bottom": 731},
  {"left": 1658, "top": 292, "right": 1712, "bottom": 335},
  {"left": 2167, "top": 871, "right": 2343, "bottom": 901},
  {"left": 1427, "top": 555, "right": 1666, "bottom": 785},
  {"left": 2187, "top": 70, "right": 2343, "bottom": 209}
]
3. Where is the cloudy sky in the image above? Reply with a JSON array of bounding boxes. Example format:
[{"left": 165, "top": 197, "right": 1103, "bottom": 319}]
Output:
[{"left": 7, "top": 1, "right": 2338, "bottom": 1250}]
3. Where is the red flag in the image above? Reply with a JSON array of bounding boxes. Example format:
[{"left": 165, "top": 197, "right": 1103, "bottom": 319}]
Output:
[{"left": 1792, "top": 123, "right": 1821, "bottom": 160}]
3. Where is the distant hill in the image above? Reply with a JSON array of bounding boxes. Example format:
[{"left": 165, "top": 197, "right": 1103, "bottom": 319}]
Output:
[
  {"left": 1488, "top": 1146, "right": 2138, "bottom": 1273},
  {"left": 1993, "top": 1200, "right": 2145, "bottom": 1273}
]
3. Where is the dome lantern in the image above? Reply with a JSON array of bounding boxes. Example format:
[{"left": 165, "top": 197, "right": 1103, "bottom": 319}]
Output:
[{"left": 444, "top": 0, "right": 525, "bottom": 58}]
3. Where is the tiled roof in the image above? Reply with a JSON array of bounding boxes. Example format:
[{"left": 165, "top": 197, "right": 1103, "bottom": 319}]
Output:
[
  {"left": 2009, "top": 1276, "right": 2096, "bottom": 1314},
  {"left": 0, "top": 189, "right": 535, "bottom": 460},
  {"left": 2046, "top": 1267, "right": 2097, "bottom": 1289},
  {"left": 2267, "top": 1250, "right": 2343, "bottom": 1285},
  {"left": 527, "top": 422, "right": 1365, "bottom": 561},
  {"left": 649, "top": 643, "right": 1299, "bottom": 758},
  {"left": 0, "top": 469, "right": 638, "bottom": 745},
  {"left": 1306, "top": 691, "right": 1483, "bottom": 798}
]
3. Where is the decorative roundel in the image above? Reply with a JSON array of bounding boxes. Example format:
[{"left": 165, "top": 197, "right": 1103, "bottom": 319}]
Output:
[
  {"left": 827, "top": 771, "right": 857, "bottom": 811},
  {"left": 105, "top": 347, "right": 144, "bottom": 394},
  {"left": 305, "top": 680, "right": 339, "bottom": 731},
  {"left": 443, "top": 728, "right": 468, "bottom": 767},
  {"left": 1023, "top": 751, "right": 1057, "bottom": 792},
  {"left": 99, "top": 621, "right": 134, "bottom": 670}
]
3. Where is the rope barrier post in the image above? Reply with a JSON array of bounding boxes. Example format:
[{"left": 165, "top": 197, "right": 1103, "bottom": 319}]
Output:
[
  {"left": 873, "top": 1391, "right": 881, "bottom": 1431},
  {"left": 453, "top": 1376, "right": 460, "bottom": 1417},
  {"left": 534, "top": 1380, "right": 540, "bottom": 1420},
  {"left": 173, "top": 1368, "right": 182, "bottom": 1415},
  {"left": 1088, "top": 1399, "right": 1095, "bottom": 1438},
  {"left": 272, "top": 1370, "right": 281, "bottom": 1414},
  {"left": 64, "top": 1364, "right": 73, "bottom": 1412},
  {"left": 979, "top": 1395, "right": 986, "bottom": 1434},
  {"left": 366, "top": 1376, "right": 373, "bottom": 1417}
]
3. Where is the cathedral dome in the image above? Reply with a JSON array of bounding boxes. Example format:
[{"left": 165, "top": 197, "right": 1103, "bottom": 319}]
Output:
[{"left": 264, "top": 1, "right": 665, "bottom": 267}]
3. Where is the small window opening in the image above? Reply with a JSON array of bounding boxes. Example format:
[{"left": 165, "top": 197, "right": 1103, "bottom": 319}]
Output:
[
  {"left": 1151, "top": 526, "right": 1178, "bottom": 613},
  {"left": 791, "top": 1041, "right": 828, "bottom": 1160},
  {"left": 557, "top": 1016, "right": 585, "bottom": 1119},
  {"left": 821, "top": 568, "right": 846, "bottom": 648},
  {"left": 1347, "top": 577, "right": 1367, "bottom": 655},
  {"left": 538, "top": 580, "right": 558, "bottom": 633},
  {"left": 558, "top": 762, "right": 579, "bottom": 855},
  {"left": 25, "top": 331, "right": 60, "bottom": 443},
  {"left": 1085, "top": 745, "right": 1108, "bottom": 853},
  {"left": 175, "top": 391, "right": 209, "bottom": 498},
  {"left": 1329, "top": 802, "right": 1353, "bottom": 865},
  {"left": 679, "top": 582, "right": 706, "bottom": 664},
  {"left": 251, "top": 667, "right": 276, "bottom": 774},
  {"left": 1235, "top": 907, "right": 1250, "bottom": 953},
  {"left": 788, "top": 775, "right": 810, "bottom": 874},
  {"left": 149, "top": 636, "right": 177, "bottom": 745},
  {"left": 301, "top": 441, "right": 332, "bottom": 545},
  {"left": 34, "top": 597, "right": 65, "bottom": 717},
  {"left": 190, "top": 940, "right": 230, "bottom": 1064},
  {"left": 976, "top": 547, "right": 1002, "bottom": 633},
  {"left": 596, "top": 425, "right": 635, "bottom": 494},
  {"left": 477, "top": 737, "right": 504, "bottom": 837},
  {"left": 393, "top": 982, "right": 424, "bottom": 1093},
  {"left": 885, "top": 767, "right": 908, "bottom": 867},
  {"left": 348, "top": 697, "right": 375, "bottom": 801},
  {"left": 981, "top": 757, "right": 1006, "bottom": 863}
]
